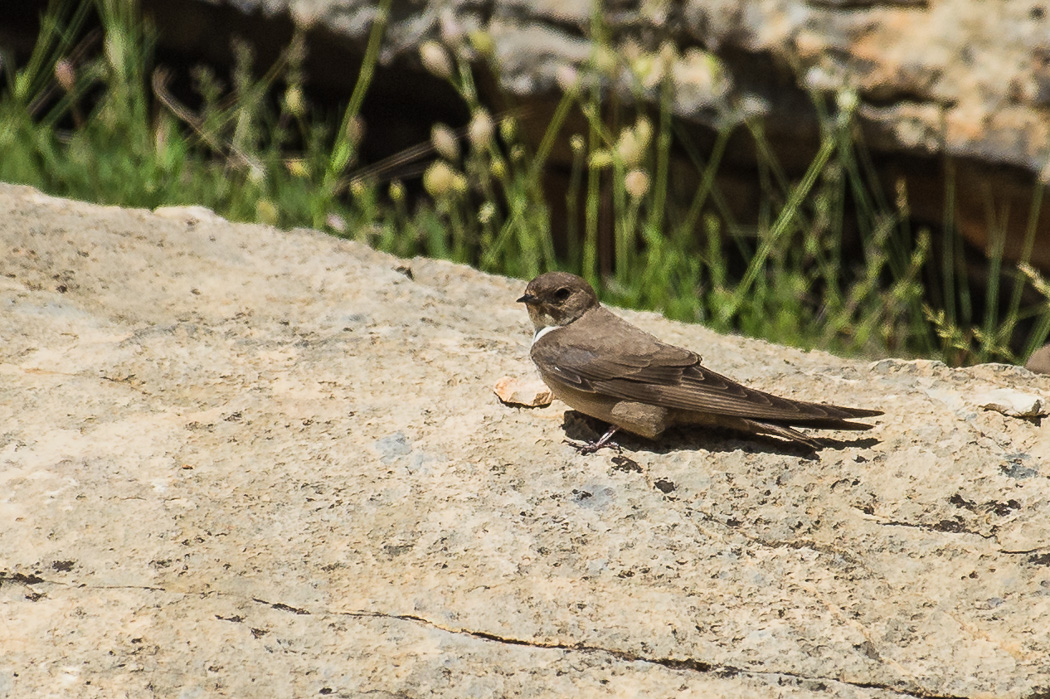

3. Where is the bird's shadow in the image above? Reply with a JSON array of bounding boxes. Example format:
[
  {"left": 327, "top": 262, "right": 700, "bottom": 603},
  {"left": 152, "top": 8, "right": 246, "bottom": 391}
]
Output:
[{"left": 560, "top": 411, "right": 878, "bottom": 460}]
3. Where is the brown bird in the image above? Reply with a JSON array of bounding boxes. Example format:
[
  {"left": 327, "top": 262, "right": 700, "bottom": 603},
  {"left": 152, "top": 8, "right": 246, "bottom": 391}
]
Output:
[{"left": 517, "top": 271, "right": 881, "bottom": 451}]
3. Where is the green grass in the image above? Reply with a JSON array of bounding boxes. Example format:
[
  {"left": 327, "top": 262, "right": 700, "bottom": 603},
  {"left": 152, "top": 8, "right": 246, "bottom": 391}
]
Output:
[{"left": 2, "top": 0, "right": 1049, "bottom": 366}]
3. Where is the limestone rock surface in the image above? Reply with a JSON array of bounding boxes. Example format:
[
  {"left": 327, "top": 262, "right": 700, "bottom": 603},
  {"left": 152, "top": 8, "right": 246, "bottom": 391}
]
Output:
[{"left": 2, "top": 184, "right": 1050, "bottom": 697}]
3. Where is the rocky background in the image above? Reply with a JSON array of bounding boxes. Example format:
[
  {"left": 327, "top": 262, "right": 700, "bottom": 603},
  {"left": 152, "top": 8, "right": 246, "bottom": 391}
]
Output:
[
  {"left": 2, "top": 0, "right": 1048, "bottom": 272},
  {"left": 2, "top": 184, "right": 1050, "bottom": 696},
  {"left": 141, "top": 0, "right": 1050, "bottom": 273}
]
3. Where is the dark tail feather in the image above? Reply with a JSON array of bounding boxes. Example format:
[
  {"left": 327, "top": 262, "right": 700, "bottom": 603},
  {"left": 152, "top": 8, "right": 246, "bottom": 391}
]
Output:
[
  {"left": 744, "top": 409, "right": 881, "bottom": 448},
  {"left": 781, "top": 417, "right": 877, "bottom": 431},
  {"left": 799, "top": 403, "right": 883, "bottom": 421},
  {"left": 742, "top": 419, "right": 822, "bottom": 449},
  {"left": 830, "top": 406, "right": 883, "bottom": 419}
]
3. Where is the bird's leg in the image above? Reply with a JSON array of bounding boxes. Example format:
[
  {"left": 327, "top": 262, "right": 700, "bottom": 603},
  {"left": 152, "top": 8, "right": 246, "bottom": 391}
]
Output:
[{"left": 565, "top": 425, "right": 621, "bottom": 454}]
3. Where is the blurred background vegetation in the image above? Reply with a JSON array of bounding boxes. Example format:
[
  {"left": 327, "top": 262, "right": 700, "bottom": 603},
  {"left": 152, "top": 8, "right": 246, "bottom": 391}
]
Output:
[{"left": 2, "top": 0, "right": 1049, "bottom": 366}]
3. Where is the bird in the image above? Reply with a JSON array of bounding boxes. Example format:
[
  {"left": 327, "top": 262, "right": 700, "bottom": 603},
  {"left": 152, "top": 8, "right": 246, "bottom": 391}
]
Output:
[{"left": 517, "top": 271, "right": 882, "bottom": 451}]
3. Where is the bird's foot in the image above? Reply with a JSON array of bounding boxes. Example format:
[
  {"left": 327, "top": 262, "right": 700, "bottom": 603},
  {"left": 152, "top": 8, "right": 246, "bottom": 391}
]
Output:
[
  {"left": 565, "top": 439, "right": 620, "bottom": 455},
  {"left": 564, "top": 425, "right": 621, "bottom": 454}
]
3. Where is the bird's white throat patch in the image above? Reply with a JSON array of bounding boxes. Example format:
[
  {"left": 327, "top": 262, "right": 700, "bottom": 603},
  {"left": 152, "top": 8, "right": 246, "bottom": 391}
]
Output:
[{"left": 532, "top": 325, "right": 559, "bottom": 347}]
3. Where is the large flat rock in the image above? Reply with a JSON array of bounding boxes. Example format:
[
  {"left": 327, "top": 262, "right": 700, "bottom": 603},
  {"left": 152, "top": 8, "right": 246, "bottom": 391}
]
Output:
[{"left": 1, "top": 184, "right": 1049, "bottom": 697}]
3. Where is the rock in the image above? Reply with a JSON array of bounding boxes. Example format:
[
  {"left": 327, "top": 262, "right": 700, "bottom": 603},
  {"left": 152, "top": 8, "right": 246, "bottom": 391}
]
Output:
[
  {"left": 973, "top": 387, "right": 1047, "bottom": 418},
  {"left": 869, "top": 358, "right": 949, "bottom": 376},
  {"left": 152, "top": 204, "right": 226, "bottom": 225},
  {"left": 493, "top": 375, "right": 553, "bottom": 407},
  {"left": 1027, "top": 343, "right": 1050, "bottom": 375},
  {"left": 3, "top": 183, "right": 1050, "bottom": 696}
]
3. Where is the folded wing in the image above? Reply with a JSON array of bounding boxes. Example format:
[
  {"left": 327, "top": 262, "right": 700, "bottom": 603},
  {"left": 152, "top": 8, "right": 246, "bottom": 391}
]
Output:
[{"left": 532, "top": 308, "right": 881, "bottom": 423}]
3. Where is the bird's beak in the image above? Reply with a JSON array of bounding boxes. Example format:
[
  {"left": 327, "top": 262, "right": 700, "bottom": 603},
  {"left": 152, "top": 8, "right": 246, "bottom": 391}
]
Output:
[{"left": 517, "top": 293, "right": 539, "bottom": 305}]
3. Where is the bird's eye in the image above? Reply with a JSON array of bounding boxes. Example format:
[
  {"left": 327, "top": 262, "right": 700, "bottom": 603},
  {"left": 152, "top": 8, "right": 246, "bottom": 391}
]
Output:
[{"left": 554, "top": 287, "right": 571, "bottom": 301}]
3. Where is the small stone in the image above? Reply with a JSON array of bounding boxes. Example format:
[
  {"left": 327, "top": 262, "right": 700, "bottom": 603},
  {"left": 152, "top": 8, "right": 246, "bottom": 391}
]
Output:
[
  {"left": 153, "top": 205, "right": 224, "bottom": 225},
  {"left": 973, "top": 388, "right": 1046, "bottom": 418},
  {"left": 869, "top": 358, "right": 947, "bottom": 375},
  {"left": 1027, "top": 343, "right": 1050, "bottom": 375},
  {"left": 494, "top": 376, "right": 552, "bottom": 407}
]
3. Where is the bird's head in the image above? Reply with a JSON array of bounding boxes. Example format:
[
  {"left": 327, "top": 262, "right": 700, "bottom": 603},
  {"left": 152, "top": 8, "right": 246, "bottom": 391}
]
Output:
[{"left": 517, "top": 272, "right": 599, "bottom": 331}]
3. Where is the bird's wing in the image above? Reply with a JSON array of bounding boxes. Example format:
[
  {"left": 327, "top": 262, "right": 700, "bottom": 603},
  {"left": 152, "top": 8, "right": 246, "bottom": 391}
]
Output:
[{"left": 532, "top": 308, "right": 877, "bottom": 422}]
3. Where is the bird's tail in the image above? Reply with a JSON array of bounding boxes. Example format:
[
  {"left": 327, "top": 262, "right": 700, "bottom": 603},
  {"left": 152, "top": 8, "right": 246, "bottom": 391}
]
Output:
[
  {"left": 740, "top": 419, "right": 822, "bottom": 449},
  {"left": 780, "top": 416, "right": 879, "bottom": 431},
  {"left": 742, "top": 412, "right": 881, "bottom": 449}
]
